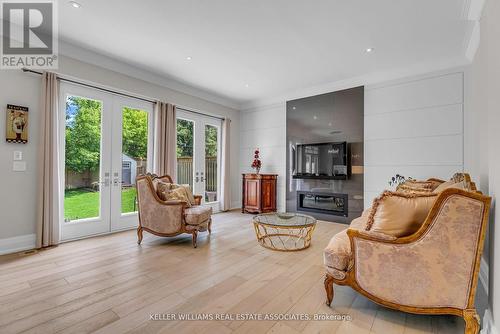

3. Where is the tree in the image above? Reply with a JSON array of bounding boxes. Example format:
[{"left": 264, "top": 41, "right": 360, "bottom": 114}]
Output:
[
  {"left": 122, "top": 107, "right": 148, "bottom": 160},
  {"left": 205, "top": 125, "right": 217, "bottom": 157},
  {"left": 176, "top": 120, "right": 218, "bottom": 158},
  {"left": 65, "top": 97, "right": 102, "bottom": 173},
  {"left": 177, "top": 119, "right": 193, "bottom": 157}
]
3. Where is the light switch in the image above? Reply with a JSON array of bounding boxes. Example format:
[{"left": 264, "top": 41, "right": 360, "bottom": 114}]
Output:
[
  {"left": 13, "top": 151, "right": 23, "bottom": 161},
  {"left": 13, "top": 161, "right": 26, "bottom": 172}
]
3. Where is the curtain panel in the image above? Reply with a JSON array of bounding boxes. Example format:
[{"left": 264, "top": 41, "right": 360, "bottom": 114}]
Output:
[
  {"left": 36, "top": 72, "right": 61, "bottom": 248},
  {"left": 153, "top": 101, "right": 177, "bottom": 179}
]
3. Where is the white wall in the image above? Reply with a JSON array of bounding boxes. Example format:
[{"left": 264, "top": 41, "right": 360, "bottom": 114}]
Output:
[
  {"left": 0, "top": 55, "right": 240, "bottom": 254},
  {"left": 363, "top": 71, "right": 465, "bottom": 207},
  {"left": 465, "top": 0, "right": 500, "bottom": 331},
  {"left": 240, "top": 71, "right": 466, "bottom": 214},
  {"left": 239, "top": 103, "right": 286, "bottom": 211}
]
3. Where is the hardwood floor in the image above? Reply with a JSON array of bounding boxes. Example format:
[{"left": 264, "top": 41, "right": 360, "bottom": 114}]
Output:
[{"left": 0, "top": 211, "right": 464, "bottom": 334}]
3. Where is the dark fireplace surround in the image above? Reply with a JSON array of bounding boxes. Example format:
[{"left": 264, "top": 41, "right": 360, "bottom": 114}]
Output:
[{"left": 297, "top": 191, "right": 348, "bottom": 217}]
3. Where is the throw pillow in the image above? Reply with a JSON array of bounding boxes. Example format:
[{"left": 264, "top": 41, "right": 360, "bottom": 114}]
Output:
[
  {"left": 366, "top": 191, "right": 438, "bottom": 237},
  {"left": 164, "top": 187, "right": 193, "bottom": 207},
  {"left": 433, "top": 180, "right": 468, "bottom": 193},
  {"left": 156, "top": 180, "right": 174, "bottom": 201}
]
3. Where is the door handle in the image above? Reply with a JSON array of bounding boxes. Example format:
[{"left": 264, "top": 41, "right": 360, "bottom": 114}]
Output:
[
  {"left": 195, "top": 176, "right": 199, "bottom": 182},
  {"left": 200, "top": 176, "right": 204, "bottom": 182}
]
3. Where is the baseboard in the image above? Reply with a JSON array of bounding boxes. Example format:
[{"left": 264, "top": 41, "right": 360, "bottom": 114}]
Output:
[
  {"left": 481, "top": 309, "right": 498, "bottom": 334},
  {"left": 0, "top": 234, "right": 36, "bottom": 255},
  {"left": 480, "top": 257, "right": 489, "bottom": 295}
]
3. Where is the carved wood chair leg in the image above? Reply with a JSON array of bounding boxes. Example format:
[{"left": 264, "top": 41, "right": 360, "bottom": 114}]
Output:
[
  {"left": 463, "top": 309, "right": 480, "bottom": 334},
  {"left": 208, "top": 219, "right": 212, "bottom": 234},
  {"left": 137, "top": 227, "right": 143, "bottom": 245},
  {"left": 324, "top": 274, "right": 335, "bottom": 306},
  {"left": 192, "top": 231, "right": 198, "bottom": 248}
]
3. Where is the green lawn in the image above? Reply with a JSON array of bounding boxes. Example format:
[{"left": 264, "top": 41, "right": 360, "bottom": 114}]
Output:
[{"left": 64, "top": 188, "right": 137, "bottom": 221}]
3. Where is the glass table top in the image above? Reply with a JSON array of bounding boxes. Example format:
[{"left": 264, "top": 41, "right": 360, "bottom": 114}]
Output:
[{"left": 253, "top": 212, "right": 316, "bottom": 227}]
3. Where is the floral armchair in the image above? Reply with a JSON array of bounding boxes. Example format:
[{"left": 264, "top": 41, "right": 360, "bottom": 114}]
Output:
[
  {"left": 136, "top": 174, "right": 212, "bottom": 248},
  {"left": 324, "top": 177, "right": 491, "bottom": 334}
]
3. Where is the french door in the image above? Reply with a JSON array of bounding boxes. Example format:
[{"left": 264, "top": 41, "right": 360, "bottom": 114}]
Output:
[
  {"left": 176, "top": 110, "right": 221, "bottom": 212},
  {"left": 60, "top": 83, "right": 153, "bottom": 240}
]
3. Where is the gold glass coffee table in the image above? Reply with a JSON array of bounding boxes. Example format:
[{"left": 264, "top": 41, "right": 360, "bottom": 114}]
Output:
[{"left": 253, "top": 213, "right": 317, "bottom": 251}]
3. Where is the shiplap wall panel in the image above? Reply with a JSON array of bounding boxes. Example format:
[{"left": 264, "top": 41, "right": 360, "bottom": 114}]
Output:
[
  {"left": 365, "top": 72, "right": 463, "bottom": 115},
  {"left": 240, "top": 103, "right": 287, "bottom": 211},
  {"left": 365, "top": 135, "right": 463, "bottom": 166},
  {"left": 364, "top": 72, "right": 464, "bottom": 207},
  {"left": 365, "top": 104, "right": 463, "bottom": 140}
]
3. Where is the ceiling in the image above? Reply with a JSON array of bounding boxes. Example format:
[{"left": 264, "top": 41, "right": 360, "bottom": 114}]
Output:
[{"left": 56, "top": 0, "right": 473, "bottom": 108}]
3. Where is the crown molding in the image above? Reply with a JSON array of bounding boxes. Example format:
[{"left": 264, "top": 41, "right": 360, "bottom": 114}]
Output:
[
  {"left": 58, "top": 40, "right": 242, "bottom": 110},
  {"left": 462, "top": 0, "right": 486, "bottom": 62}
]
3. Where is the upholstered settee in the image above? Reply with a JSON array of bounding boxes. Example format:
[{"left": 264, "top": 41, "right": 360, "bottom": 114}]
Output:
[
  {"left": 136, "top": 174, "right": 212, "bottom": 248},
  {"left": 323, "top": 174, "right": 491, "bottom": 334}
]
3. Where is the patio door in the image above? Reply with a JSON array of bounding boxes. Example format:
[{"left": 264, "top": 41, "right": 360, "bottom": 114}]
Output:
[
  {"left": 60, "top": 83, "right": 153, "bottom": 240},
  {"left": 176, "top": 109, "right": 221, "bottom": 212}
]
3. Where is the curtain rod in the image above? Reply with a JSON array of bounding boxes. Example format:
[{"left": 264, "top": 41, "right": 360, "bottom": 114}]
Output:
[{"left": 22, "top": 68, "right": 226, "bottom": 121}]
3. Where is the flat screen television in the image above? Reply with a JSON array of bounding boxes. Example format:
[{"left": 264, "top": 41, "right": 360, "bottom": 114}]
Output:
[{"left": 293, "top": 142, "right": 348, "bottom": 180}]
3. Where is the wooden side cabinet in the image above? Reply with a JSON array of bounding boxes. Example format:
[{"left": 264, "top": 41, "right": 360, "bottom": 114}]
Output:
[{"left": 242, "top": 174, "right": 278, "bottom": 214}]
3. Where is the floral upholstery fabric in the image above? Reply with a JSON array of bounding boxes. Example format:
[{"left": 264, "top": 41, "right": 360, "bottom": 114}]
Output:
[
  {"left": 323, "top": 216, "right": 369, "bottom": 271},
  {"left": 137, "top": 178, "right": 184, "bottom": 234},
  {"left": 326, "top": 266, "right": 347, "bottom": 280},
  {"left": 353, "top": 194, "right": 484, "bottom": 309},
  {"left": 185, "top": 206, "right": 213, "bottom": 226}
]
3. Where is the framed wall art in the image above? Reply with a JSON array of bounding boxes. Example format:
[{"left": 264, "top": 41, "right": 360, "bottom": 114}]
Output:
[{"left": 6, "top": 104, "right": 28, "bottom": 144}]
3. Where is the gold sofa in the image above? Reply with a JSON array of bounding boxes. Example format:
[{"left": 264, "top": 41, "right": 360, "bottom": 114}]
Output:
[
  {"left": 323, "top": 174, "right": 491, "bottom": 334},
  {"left": 136, "top": 174, "right": 212, "bottom": 248}
]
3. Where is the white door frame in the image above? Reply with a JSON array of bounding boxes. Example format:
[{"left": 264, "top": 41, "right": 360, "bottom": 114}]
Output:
[
  {"left": 59, "top": 83, "right": 113, "bottom": 240},
  {"left": 60, "top": 83, "right": 154, "bottom": 241},
  {"left": 110, "top": 95, "right": 154, "bottom": 232},
  {"left": 176, "top": 110, "right": 222, "bottom": 212}
]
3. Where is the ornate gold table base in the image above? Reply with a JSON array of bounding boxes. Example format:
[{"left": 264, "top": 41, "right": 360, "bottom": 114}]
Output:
[{"left": 253, "top": 221, "right": 316, "bottom": 251}]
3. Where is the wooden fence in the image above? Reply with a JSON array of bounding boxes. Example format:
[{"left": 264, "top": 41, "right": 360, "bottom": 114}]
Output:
[{"left": 177, "top": 157, "right": 217, "bottom": 192}]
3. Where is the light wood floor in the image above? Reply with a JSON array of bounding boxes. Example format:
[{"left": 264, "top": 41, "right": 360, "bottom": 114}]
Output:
[{"left": 0, "top": 211, "right": 464, "bottom": 334}]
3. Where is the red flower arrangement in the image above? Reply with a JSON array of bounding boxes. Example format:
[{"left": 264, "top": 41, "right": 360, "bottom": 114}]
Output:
[{"left": 251, "top": 148, "right": 262, "bottom": 174}]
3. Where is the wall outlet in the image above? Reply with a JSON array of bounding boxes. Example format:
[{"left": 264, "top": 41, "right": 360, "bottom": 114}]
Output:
[{"left": 13, "top": 161, "right": 26, "bottom": 172}]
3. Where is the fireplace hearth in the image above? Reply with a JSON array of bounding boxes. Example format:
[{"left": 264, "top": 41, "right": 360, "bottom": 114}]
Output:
[{"left": 296, "top": 191, "right": 348, "bottom": 217}]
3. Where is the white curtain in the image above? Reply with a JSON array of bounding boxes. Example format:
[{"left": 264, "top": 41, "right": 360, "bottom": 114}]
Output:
[
  {"left": 220, "top": 118, "right": 231, "bottom": 211},
  {"left": 153, "top": 101, "right": 177, "bottom": 179},
  {"left": 36, "top": 72, "right": 61, "bottom": 248}
]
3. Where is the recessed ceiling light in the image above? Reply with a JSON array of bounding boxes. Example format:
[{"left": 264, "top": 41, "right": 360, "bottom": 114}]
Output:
[
  {"left": 292, "top": 106, "right": 296, "bottom": 110},
  {"left": 313, "top": 115, "right": 318, "bottom": 120},
  {"left": 328, "top": 122, "right": 332, "bottom": 126},
  {"left": 69, "top": 1, "right": 81, "bottom": 8},
  {"left": 245, "top": 83, "right": 249, "bottom": 88},
  {"left": 186, "top": 56, "right": 192, "bottom": 61},
  {"left": 365, "top": 47, "right": 374, "bottom": 53}
]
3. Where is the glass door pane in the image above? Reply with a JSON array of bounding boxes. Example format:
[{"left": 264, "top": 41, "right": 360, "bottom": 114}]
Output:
[
  {"left": 205, "top": 124, "right": 218, "bottom": 203},
  {"left": 64, "top": 95, "right": 103, "bottom": 221},
  {"left": 176, "top": 118, "right": 194, "bottom": 189},
  {"left": 121, "top": 107, "right": 149, "bottom": 214}
]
